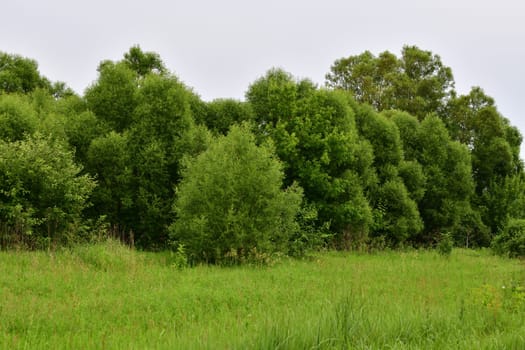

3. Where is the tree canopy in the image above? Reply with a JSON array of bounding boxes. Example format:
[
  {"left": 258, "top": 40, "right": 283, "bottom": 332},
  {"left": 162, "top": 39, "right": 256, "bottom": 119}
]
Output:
[
  {"left": 0, "top": 45, "right": 523, "bottom": 259},
  {"left": 326, "top": 46, "right": 454, "bottom": 119}
]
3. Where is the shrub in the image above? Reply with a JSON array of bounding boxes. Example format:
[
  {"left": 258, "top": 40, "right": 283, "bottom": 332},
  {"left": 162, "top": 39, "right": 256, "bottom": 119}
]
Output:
[
  {"left": 492, "top": 219, "right": 525, "bottom": 258},
  {"left": 437, "top": 232, "right": 453, "bottom": 256},
  {"left": 0, "top": 134, "right": 95, "bottom": 248},
  {"left": 170, "top": 124, "right": 303, "bottom": 264}
]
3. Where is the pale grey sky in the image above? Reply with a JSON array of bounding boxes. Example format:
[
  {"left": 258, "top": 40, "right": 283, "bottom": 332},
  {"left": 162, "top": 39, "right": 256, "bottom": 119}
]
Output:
[{"left": 2, "top": 0, "right": 524, "bottom": 154}]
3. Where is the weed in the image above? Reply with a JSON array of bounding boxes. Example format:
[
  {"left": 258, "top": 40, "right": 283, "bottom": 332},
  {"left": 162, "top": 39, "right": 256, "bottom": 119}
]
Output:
[
  {"left": 437, "top": 232, "right": 453, "bottom": 256},
  {"left": 171, "top": 243, "right": 188, "bottom": 269}
]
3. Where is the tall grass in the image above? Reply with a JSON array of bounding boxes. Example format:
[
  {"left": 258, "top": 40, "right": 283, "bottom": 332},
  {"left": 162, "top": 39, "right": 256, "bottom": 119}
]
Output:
[{"left": 0, "top": 240, "right": 523, "bottom": 349}]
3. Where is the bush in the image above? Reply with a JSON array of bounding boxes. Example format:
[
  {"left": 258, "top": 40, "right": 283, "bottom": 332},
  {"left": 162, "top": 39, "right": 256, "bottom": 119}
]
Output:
[
  {"left": 492, "top": 219, "right": 525, "bottom": 258},
  {"left": 170, "top": 124, "right": 303, "bottom": 264},
  {"left": 437, "top": 232, "right": 453, "bottom": 256},
  {"left": 0, "top": 134, "right": 95, "bottom": 248}
]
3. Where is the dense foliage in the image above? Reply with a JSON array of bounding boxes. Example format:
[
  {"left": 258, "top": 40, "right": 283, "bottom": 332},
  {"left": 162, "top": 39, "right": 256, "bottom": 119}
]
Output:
[
  {"left": 0, "top": 134, "right": 95, "bottom": 247},
  {"left": 170, "top": 124, "right": 302, "bottom": 264},
  {"left": 492, "top": 219, "right": 525, "bottom": 258},
  {"left": 0, "top": 45, "right": 523, "bottom": 258},
  {"left": 247, "top": 71, "right": 374, "bottom": 248}
]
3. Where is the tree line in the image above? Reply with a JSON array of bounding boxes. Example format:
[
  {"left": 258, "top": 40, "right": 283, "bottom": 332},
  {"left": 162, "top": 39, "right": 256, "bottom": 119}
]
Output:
[{"left": 0, "top": 45, "right": 523, "bottom": 261}]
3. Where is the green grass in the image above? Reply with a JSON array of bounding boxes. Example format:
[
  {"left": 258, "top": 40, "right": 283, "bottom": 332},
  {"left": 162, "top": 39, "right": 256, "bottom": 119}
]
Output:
[{"left": 1, "top": 240, "right": 524, "bottom": 349}]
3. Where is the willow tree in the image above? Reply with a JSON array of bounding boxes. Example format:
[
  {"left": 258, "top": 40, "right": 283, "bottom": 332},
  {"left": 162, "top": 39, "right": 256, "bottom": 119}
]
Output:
[{"left": 247, "top": 69, "right": 374, "bottom": 248}]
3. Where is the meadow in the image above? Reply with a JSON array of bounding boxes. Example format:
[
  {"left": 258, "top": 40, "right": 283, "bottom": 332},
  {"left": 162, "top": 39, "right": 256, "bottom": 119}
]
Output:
[{"left": 0, "top": 240, "right": 524, "bottom": 349}]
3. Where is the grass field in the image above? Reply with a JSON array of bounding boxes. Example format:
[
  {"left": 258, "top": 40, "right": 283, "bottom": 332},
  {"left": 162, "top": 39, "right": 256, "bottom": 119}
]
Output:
[{"left": 0, "top": 240, "right": 524, "bottom": 349}]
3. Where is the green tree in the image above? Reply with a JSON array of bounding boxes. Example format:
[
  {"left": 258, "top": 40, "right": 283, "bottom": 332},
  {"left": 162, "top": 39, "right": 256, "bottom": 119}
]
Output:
[
  {"left": 444, "top": 87, "right": 495, "bottom": 145},
  {"left": 328, "top": 46, "right": 524, "bottom": 241},
  {"left": 123, "top": 45, "right": 167, "bottom": 77},
  {"left": 492, "top": 218, "right": 525, "bottom": 258},
  {"left": 373, "top": 179, "right": 423, "bottom": 243},
  {"left": 85, "top": 61, "right": 138, "bottom": 132},
  {"left": 170, "top": 124, "right": 303, "bottom": 264},
  {"left": 186, "top": 91, "right": 209, "bottom": 128},
  {"left": 386, "top": 111, "right": 427, "bottom": 201},
  {"left": 389, "top": 111, "right": 481, "bottom": 243},
  {"left": 326, "top": 46, "right": 454, "bottom": 120},
  {"left": 86, "top": 132, "right": 133, "bottom": 235},
  {"left": 355, "top": 107, "right": 403, "bottom": 177},
  {"left": 447, "top": 87, "right": 523, "bottom": 235},
  {"left": 415, "top": 116, "right": 475, "bottom": 241},
  {"left": 0, "top": 94, "right": 38, "bottom": 141},
  {"left": 397, "top": 160, "right": 426, "bottom": 202},
  {"left": 470, "top": 107, "right": 517, "bottom": 191},
  {"left": 85, "top": 46, "right": 170, "bottom": 133},
  {"left": 326, "top": 50, "right": 399, "bottom": 110},
  {"left": 246, "top": 68, "right": 300, "bottom": 128},
  {"left": 63, "top": 110, "right": 109, "bottom": 163},
  {"left": 0, "top": 52, "right": 50, "bottom": 94},
  {"left": 201, "top": 99, "right": 254, "bottom": 135},
  {"left": 82, "top": 48, "right": 211, "bottom": 248},
  {"left": 124, "top": 73, "right": 209, "bottom": 246},
  {"left": 247, "top": 70, "right": 374, "bottom": 248},
  {"left": 353, "top": 105, "right": 423, "bottom": 244},
  {"left": 0, "top": 134, "right": 95, "bottom": 247}
]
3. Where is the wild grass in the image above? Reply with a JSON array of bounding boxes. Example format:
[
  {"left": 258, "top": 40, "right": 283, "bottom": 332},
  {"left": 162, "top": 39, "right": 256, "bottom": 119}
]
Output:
[{"left": 0, "top": 240, "right": 524, "bottom": 349}]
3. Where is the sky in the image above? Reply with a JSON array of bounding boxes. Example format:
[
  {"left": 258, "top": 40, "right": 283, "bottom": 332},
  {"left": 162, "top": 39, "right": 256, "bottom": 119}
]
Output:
[{"left": 2, "top": 0, "right": 524, "bottom": 154}]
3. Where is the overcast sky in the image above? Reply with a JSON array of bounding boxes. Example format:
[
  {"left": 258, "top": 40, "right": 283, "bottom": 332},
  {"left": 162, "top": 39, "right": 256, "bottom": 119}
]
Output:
[{"left": 2, "top": 0, "right": 524, "bottom": 154}]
